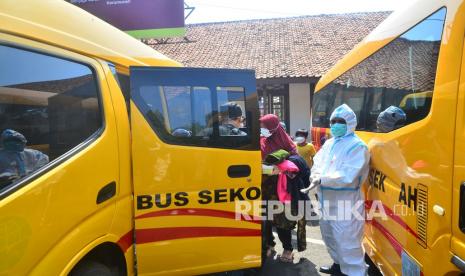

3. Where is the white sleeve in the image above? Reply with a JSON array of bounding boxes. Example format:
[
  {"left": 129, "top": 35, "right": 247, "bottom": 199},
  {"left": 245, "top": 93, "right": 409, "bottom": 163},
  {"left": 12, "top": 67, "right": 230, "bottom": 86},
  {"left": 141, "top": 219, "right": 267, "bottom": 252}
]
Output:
[
  {"left": 34, "top": 151, "right": 49, "bottom": 169},
  {"left": 320, "top": 144, "right": 369, "bottom": 189},
  {"left": 311, "top": 143, "right": 327, "bottom": 178}
]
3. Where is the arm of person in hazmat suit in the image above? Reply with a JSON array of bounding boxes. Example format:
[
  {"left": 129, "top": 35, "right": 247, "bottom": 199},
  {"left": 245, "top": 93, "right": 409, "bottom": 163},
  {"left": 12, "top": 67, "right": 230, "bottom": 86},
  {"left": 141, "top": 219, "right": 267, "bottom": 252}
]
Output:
[
  {"left": 320, "top": 143, "right": 369, "bottom": 189},
  {"left": 310, "top": 142, "right": 327, "bottom": 180},
  {"left": 33, "top": 150, "right": 49, "bottom": 170}
]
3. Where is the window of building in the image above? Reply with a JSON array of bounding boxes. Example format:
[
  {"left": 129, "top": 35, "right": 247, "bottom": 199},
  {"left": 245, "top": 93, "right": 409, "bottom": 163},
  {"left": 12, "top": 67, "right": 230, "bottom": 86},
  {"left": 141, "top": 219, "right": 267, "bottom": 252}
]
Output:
[
  {"left": 312, "top": 7, "right": 446, "bottom": 132},
  {"left": 0, "top": 45, "right": 102, "bottom": 191},
  {"left": 258, "top": 84, "right": 290, "bottom": 131}
]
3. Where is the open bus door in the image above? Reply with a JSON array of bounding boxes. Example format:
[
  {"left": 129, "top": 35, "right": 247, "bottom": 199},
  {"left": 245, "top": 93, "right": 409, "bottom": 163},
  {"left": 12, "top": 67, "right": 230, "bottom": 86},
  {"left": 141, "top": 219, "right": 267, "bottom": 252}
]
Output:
[{"left": 129, "top": 67, "right": 262, "bottom": 275}]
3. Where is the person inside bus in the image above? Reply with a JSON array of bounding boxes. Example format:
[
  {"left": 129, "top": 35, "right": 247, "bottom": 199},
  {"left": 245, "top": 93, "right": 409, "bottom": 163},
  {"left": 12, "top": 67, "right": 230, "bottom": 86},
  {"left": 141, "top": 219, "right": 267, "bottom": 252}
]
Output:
[
  {"left": 199, "top": 102, "right": 246, "bottom": 137},
  {"left": 294, "top": 128, "right": 316, "bottom": 169},
  {"left": 171, "top": 128, "right": 192, "bottom": 137},
  {"left": 219, "top": 102, "right": 246, "bottom": 136},
  {"left": 0, "top": 129, "right": 49, "bottom": 188},
  {"left": 376, "top": 106, "right": 407, "bottom": 133},
  {"left": 304, "top": 104, "right": 370, "bottom": 276}
]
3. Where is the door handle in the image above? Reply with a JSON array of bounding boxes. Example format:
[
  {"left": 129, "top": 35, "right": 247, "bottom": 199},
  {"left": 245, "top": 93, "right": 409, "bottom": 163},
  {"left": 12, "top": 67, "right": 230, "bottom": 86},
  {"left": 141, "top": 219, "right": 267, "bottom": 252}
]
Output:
[
  {"left": 96, "top": 181, "right": 116, "bottom": 204},
  {"left": 433, "top": 205, "right": 445, "bottom": 216},
  {"left": 228, "top": 165, "right": 251, "bottom": 178}
]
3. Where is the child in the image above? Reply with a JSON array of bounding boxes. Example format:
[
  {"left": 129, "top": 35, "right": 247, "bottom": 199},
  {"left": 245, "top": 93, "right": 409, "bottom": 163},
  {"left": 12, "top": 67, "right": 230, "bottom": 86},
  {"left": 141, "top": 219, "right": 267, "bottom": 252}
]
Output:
[{"left": 294, "top": 129, "right": 316, "bottom": 169}]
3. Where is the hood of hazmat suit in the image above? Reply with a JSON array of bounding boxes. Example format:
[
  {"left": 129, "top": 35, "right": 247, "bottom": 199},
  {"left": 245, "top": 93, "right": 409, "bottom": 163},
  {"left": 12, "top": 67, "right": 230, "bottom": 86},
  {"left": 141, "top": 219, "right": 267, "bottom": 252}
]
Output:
[
  {"left": 311, "top": 104, "right": 370, "bottom": 276},
  {"left": 376, "top": 106, "right": 406, "bottom": 133},
  {"left": 0, "top": 129, "right": 49, "bottom": 179}
]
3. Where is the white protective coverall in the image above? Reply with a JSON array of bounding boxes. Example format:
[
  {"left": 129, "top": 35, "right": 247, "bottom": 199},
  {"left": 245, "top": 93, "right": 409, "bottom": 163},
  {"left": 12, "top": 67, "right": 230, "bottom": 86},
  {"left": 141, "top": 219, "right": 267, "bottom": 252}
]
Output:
[
  {"left": 0, "top": 129, "right": 49, "bottom": 179},
  {"left": 312, "top": 104, "right": 370, "bottom": 276}
]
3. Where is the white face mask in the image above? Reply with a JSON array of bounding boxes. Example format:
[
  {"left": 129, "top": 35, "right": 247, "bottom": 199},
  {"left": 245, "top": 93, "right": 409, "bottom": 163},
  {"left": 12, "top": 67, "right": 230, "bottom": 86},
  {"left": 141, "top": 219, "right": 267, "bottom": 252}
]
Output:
[
  {"left": 260, "top": 128, "right": 272, "bottom": 138},
  {"left": 295, "top": 136, "right": 305, "bottom": 144}
]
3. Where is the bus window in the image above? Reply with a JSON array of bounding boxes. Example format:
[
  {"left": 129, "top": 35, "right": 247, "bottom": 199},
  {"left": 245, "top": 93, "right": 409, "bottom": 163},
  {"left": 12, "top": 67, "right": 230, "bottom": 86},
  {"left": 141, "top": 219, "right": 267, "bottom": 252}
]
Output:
[
  {"left": 138, "top": 85, "right": 212, "bottom": 138},
  {"left": 365, "top": 88, "right": 384, "bottom": 130},
  {"left": 131, "top": 67, "right": 256, "bottom": 149},
  {"left": 134, "top": 83, "right": 251, "bottom": 148},
  {"left": 313, "top": 84, "right": 343, "bottom": 128},
  {"left": 312, "top": 7, "right": 446, "bottom": 132},
  {"left": 0, "top": 45, "right": 102, "bottom": 192},
  {"left": 342, "top": 85, "right": 365, "bottom": 128},
  {"left": 217, "top": 86, "right": 247, "bottom": 136}
]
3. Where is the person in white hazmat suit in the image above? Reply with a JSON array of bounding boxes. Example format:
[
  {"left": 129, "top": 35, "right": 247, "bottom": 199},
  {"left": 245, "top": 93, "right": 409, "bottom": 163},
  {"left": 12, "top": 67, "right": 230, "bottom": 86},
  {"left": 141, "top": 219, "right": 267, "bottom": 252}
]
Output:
[
  {"left": 304, "top": 104, "right": 370, "bottom": 276},
  {"left": 0, "top": 129, "right": 49, "bottom": 188}
]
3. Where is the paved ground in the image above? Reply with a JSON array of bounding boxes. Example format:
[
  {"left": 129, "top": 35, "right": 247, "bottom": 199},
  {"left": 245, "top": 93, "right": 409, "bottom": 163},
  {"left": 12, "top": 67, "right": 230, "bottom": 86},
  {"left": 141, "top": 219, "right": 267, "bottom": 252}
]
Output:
[
  {"left": 259, "top": 220, "right": 331, "bottom": 276},
  {"left": 211, "top": 220, "right": 382, "bottom": 276},
  {"left": 210, "top": 220, "right": 332, "bottom": 276},
  {"left": 212, "top": 194, "right": 382, "bottom": 276},
  {"left": 211, "top": 192, "right": 333, "bottom": 276}
]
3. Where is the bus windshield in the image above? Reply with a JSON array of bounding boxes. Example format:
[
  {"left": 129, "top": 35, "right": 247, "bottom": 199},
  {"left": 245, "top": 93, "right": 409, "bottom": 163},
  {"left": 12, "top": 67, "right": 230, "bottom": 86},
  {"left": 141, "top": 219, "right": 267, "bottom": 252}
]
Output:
[{"left": 312, "top": 7, "right": 446, "bottom": 133}]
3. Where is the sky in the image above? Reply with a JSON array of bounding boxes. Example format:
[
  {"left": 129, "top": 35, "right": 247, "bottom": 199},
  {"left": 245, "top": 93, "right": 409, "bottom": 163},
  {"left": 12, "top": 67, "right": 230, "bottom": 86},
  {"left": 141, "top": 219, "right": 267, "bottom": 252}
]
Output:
[{"left": 184, "top": 0, "right": 414, "bottom": 24}]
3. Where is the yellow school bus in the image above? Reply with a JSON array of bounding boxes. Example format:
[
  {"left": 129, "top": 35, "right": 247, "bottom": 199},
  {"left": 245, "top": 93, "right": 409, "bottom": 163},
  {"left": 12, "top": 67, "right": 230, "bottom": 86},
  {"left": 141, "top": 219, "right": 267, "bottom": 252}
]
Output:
[
  {"left": 0, "top": 1, "right": 261, "bottom": 275},
  {"left": 312, "top": 0, "right": 465, "bottom": 275}
]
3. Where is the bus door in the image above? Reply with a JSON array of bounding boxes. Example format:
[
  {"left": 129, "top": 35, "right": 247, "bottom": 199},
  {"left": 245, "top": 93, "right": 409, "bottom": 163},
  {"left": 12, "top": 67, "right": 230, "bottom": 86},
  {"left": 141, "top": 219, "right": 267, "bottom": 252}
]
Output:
[
  {"left": 129, "top": 67, "right": 262, "bottom": 275},
  {"left": 451, "top": 37, "right": 465, "bottom": 271}
]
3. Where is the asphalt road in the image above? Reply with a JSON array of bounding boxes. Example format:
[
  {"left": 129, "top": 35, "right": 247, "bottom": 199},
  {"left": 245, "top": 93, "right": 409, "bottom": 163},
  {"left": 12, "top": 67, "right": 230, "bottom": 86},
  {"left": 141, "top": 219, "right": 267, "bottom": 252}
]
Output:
[
  {"left": 259, "top": 220, "right": 331, "bottom": 276},
  {"left": 211, "top": 220, "right": 383, "bottom": 276},
  {"left": 210, "top": 195, "right": 382, "bottom": 276},
  {"left": 209, "top": 220, "right": 332, "bottom": 276}
]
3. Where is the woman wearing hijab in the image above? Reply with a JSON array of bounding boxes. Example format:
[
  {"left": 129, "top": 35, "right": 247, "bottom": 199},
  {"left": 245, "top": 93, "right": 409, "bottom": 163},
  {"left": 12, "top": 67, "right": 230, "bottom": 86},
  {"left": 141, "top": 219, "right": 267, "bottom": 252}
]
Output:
[
  {"left": 260, "top": 114, "right": 306, "bottom": 262},
  {"left": 260, "top": 114, "right": 297, "bottom": 159}
]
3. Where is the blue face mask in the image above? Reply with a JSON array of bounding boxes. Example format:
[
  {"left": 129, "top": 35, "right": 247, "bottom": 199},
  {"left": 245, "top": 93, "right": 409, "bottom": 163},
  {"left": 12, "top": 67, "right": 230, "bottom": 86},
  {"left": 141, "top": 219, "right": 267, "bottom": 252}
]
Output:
[{"left": 330, "top": 123, "right": 347, "bottom": 137}]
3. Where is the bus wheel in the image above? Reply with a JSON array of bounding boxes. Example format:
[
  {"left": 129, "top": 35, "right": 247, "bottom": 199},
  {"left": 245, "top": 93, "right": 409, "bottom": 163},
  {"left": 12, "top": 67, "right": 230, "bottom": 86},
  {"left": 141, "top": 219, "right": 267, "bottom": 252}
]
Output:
[{"left": 70, "top": 260, "right": 113, "bottom": 276}]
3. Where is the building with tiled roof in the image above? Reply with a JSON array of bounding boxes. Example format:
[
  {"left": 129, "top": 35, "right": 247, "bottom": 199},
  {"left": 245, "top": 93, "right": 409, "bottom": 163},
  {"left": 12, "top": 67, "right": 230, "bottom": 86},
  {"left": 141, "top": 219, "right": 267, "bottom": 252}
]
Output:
[{"left": 149, "top": 12, "right": 390, "bottom": 135}]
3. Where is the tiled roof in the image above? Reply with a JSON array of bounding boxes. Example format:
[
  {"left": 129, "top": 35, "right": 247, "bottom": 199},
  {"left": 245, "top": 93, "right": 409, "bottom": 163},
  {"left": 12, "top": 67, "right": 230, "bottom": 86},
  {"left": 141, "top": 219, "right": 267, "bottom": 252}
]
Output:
[
  {"left": 148, "top": 12, "right": 390, "bottom": 79},
  {"left": 335, "top": 38, "right": 440, "bottom": 91},
  {"left": 9, "top": 75, "right": 93, "bottom": 94}
]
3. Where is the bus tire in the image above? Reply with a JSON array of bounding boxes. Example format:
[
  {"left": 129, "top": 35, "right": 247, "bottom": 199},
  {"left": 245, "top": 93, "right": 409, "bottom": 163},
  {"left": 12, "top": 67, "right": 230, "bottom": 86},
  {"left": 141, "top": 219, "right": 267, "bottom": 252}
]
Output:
[{"left": 70, "top": 260, "right": 113, "bottom": 276}]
